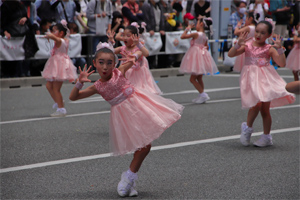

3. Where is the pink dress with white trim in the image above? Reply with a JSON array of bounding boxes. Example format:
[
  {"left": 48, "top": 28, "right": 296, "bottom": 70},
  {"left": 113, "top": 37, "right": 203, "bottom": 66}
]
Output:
[
  {"left": 285, "top": 42, "right": 300, "bottom": 71},
  {"left": 120, "top": 46, "right": 162, "bottom": 95},
  {"left": 42, "top": 39, "right": 78, "bottom": 82},
  {"left": 94, "top": 68, "right": 183, "bottom": 156},
  {"left": 179, "top": 32, "right": 219, "bottom": 75},
  {"left": 240, "top": 42, "right": 295, "bottom": 109},
  {"left": 233, "top": 25, "right": 255, "bottom": 72}
]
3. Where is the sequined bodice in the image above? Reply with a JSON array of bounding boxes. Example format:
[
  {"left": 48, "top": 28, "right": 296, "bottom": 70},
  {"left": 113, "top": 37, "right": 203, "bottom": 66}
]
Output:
[
  {"left": 193, "top": 32, "right": 207, "bottom": 45},
  {"left": 51, "top": 39, "right": 69, "bottom": 56},
  {"left": 244, "top": 42, "right": 271, "bottom": 66},
  {"left": 94, "top": 69, "right": 135, "bottom": 105}
]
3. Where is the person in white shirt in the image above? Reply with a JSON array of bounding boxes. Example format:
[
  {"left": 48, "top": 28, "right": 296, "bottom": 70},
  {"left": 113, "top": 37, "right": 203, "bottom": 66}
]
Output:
[{"left": 249, "top": 0, "right": 269, "bottom": 22}]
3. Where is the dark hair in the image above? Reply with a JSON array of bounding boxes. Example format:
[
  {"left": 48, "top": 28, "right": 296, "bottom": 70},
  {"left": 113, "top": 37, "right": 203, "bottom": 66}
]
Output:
[
  {"left": 68, "top": 22, "right": 79, "bottom": 33},
  {"left": 248, "top": 12, "right": 260, "bottom": 25},
  {"left": 257, "top": 21, "right": 273, "bottom": 34},
  {"left": 125, "top": 24, "right": 145, "bottom": 35},
  {"left": 51, "top": 23, "right": 67, "bottom": 36},
  {"left": 94, "top": 47, "right": 115, "bottom": 61},
  {"left": 237, "top": 1, "right": 247, "bottom": 7}
]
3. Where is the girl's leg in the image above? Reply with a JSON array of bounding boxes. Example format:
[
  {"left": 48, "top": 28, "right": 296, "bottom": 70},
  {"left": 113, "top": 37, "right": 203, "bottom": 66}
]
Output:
[
  {"left": 260, "top": 102, "right": 272, "bottom": 134},
  {"left": 247, "top": 102, "right": 262, "bottom": 127},
  {"left": 196, "top": 75, "right": 204, "bottom": 92},
  {"left": 292, "top": 70, "right": 299, "bottom": 81},
  {"left": 46, "top": 81, "right": 56, "bottom": 102},
  {"left": 117, "top": 144, "right": 151, "bottom": 197},
  {"left": 190, "top": 75, "right": 203, "bottom": 93},
  {"left": 253, "top": 102, "right": 273, "bottom": 147},
  {"left": 52, "top": 81, "right": 64, "bottom": 108},
  {"left": 130, "top": 144, "right": 151, "bottom": 173}
]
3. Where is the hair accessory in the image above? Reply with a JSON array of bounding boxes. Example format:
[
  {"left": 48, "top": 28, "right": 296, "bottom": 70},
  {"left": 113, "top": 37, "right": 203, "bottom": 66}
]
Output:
[
  {"left": 60, "top": 19, "right": 70, "bottom": 37},
  {"left": 96, "top": 42, "right": 115, "bottom": 52},
  {"left": 131, "top": 22, "right": 140, "bottom": 29},
  {"left": 141, "top": 22, "right": 147, "bottom": 34},
  {"left": 202, "top": 17, "right": 213, "bottom": 35},
  {"left": 96, "top": 42, "right": 119, "bottom": 64},
  {"left": 264, "top": 17, "right": 276, "bottom": 33}
]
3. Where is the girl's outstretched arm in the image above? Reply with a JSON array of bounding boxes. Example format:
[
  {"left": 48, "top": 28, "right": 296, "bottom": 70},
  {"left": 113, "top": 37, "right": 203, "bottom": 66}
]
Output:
[
  {"left": 180, "top": 24, "right": 198, "bottom": 39},
  {"left": 132, "top": 34, "right": 149, "bottom": 57},
  {"left": 69, "top": 65, "right": 97, "bottom": 101},
  {"left": 269, "top": 34, "right": 286, "bottom": 68},
  {"left": 44, "top": 32, "right": 62, "bottom": 48}
]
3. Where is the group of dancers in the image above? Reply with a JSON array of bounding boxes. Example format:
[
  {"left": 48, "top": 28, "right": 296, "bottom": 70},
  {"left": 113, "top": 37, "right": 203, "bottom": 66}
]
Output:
[{"left": 41, "top": 15, "right": 298, "bottom": 197}]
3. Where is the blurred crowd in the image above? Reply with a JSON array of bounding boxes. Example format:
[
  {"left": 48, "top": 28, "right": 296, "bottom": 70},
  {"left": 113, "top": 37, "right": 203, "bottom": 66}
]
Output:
[{"left": 0, "top": 0, "right": 299, "bottom": 77}]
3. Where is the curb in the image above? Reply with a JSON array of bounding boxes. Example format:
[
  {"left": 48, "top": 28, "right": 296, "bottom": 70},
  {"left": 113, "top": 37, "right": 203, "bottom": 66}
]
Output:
[{"left": 0, "top": 65, "right": 232, "bottom": 89}]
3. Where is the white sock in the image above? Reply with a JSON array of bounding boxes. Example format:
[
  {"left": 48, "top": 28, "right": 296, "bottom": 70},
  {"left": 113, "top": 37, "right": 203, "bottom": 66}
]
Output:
[
  {"left": 57, "top": 108, "right": 66, "bottom": 114},
  {"left": 127, "top": 169, "right": 138, "bottom": 180},
  {"left": 263, "top": 134, "right": 272, "bottom": 139}
]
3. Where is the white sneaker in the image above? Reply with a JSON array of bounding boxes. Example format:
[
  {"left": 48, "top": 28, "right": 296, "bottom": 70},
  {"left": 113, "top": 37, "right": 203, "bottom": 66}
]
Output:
[
  {"left": 253, "top": 134, "right": 273, "bottom": 147},
  {"left": 129, "top": 187, "right": 138, "bottom": 197},
  {"left": 240, "top": 122, "right": 253, "bottom": 146},
  {"left": 117, "top": 172, "right": 135, "bottom": 197},
  {"left": 50, "top": 109, "right": 66, "bottom": 117},
  {"left": 193, "top": 95, "right": 210, "bottom": 104}
]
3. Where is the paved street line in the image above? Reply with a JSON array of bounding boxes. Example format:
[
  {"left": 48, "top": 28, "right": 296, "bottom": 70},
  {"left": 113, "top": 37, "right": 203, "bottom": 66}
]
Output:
[
  {"left": 1, "top": 100, "right": 299, "bottom": 125},
  {"left": 216, "top": 74, "right": 294, "bottom": 79},
  {"left": 1, "top": 127, "right": 299, "bottom": 174}
]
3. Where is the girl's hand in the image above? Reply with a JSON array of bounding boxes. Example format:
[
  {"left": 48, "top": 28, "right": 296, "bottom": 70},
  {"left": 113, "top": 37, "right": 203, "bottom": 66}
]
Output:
[
  {"left": 78, "top": 65, "right": 95, "bottom": 83},
  {"left": 237, "top": 32, "right": 250, "bottom": 46},
  {"left": 19, "top": 17, "right": 27, "bottom": 25},
  {"left": 107, "top": 31, "right": 115, "bottom": 42},
  {"left": 119, "top": 51, "right": 136, "bottom": 65},
  {"left": 131, "top": 34, "right": 139, "bottom": 46},
  {"left": 237, "top": 19, "right": 243, "bottom": 28},
  {"left": 271, "top": 34, "right": 282, "bottom": 49}
]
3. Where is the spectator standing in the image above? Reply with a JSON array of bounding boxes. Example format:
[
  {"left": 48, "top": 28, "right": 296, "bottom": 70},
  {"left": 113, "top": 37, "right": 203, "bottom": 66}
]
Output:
[
  {"left": 249, "top": 0, "right": 269, "bottom": 22},
  {"left": 122, "top": 0, "right": 144, "bottom": 25},
  {"left": 112, "top": 0, "right": 123, "bottom": 13},
  {"left": 193, "top": 0, "right": 211, "bottom": 18},
  {"left": 35, "top": 0, "right": 59, "bottom": 23},
  {"left": 269, "top": 0, "right": 290, "bottom": 38},
  {"left": 141, "top": 0, "right": 166, "bottom": 68},
  {"left": 86, "top": 0, "right": 113, "bottom": 52},
  {"left": 229, "top": 1, "right": 247, "bottom": 33},
  {"left": 21, "top": 0, "right": 40, "bottom": 34},
  {"left": 292, "top": 0, "right": 300, "bottom": 27}
]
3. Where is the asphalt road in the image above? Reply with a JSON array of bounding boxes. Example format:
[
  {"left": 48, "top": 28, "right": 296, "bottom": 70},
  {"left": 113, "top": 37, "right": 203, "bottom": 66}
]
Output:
[{"left": 1, "top": 68, "right": 299, "bottom": 199}]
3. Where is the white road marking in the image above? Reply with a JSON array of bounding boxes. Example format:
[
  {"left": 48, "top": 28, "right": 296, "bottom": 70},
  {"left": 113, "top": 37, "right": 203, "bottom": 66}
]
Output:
[{"left": 1, "top": 127, "right": 299, "bottom": 174}]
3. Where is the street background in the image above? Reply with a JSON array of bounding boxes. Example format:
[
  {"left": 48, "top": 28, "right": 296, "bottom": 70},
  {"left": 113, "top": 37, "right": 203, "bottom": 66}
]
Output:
[{"left": 1, "top": 68, "right": 299, "bottom": 199}]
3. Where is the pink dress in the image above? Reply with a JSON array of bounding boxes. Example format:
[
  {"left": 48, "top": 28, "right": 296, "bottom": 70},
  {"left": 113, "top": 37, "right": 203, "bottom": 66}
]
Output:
[
  {"left": 179, "top": 32, "right": 219, "bottom": 75},
  {"left": 285, "top": 42, "right": 300, "bottom": 71},
  {"left": 120, "top": 46, "right": 162, "bottom": 95},
  {"left": 42, "top": 39, "right": 78, "bottom": 82},
  {"left": 94, "top": 68, "right": 183, "bottom": 156},
  {"left": 240, "top": 42, "right": 295, "bottom": 109},
  {"left": 233, "top": 25, "right": 255, "bottom": 72}
]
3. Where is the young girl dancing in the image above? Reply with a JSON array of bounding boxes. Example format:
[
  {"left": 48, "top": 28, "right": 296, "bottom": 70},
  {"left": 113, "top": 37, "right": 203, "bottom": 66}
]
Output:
[
  {"left": 69, "top": 43, "right": 183, "bottom": 197},
  {"left": 109, "top": 23, "right": 162, "bottom": 95},
  {"left": 179, "top": 17, "right": 219, "bottom": 104},
  {"left": 228, "top": 21, "right": 295, "bottom": 147},
  {"left": 285, "top": 23, "right": 300, "bottom": 81},
  {"left": 42, "top": 20, "right": 78, "bottom": 117},
  {"left": 233, "top": 12, "right": 260, "bottom": 72}
]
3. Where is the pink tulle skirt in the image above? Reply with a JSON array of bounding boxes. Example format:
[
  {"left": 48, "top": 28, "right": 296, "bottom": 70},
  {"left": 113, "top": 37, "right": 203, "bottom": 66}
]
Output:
[
  {"left": 240, "top": 64, "right": 295, "bottom": 109},
  {"left": 233, "top": 53, "right": 245, "bottom": 72},
  {"left": 125, "top": 57, "right": 162, "bottom": 95},
  {"left": 179, "top": 45, "right": 219, "bottom": 75},
  {"left": 109, "top": 88, "right": 184, "bottom": 156},
  {"left": 42, "top": 54, "right": 78, "bottom": 82},
  {"left": 286, "top": 45, "right": 300, "bottom": 71}
]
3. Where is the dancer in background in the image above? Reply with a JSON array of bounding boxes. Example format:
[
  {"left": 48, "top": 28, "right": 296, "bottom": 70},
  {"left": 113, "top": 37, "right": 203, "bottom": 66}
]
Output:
[
  {"left": 228, "top": 21, "right": 295, "bottom": 147},
  {"left": 179, "top": 17, "right": 219, "bottom": 104},
  {"left": 42, "top": 20, "right": 78, "bottom": 117},
  {"left": 285, "top": 23, "right": 300, "bottom": 81}
]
